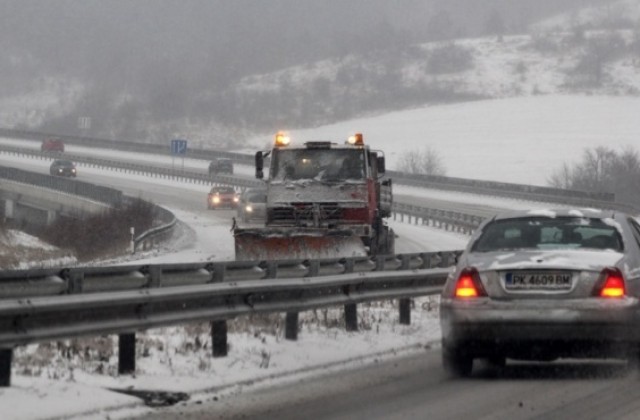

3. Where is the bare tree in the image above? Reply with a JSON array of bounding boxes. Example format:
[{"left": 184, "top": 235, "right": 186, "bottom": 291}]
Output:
[
  {"left": 397, "top": 147, "right": 446, "bottom": 176},
  {"left": 548, "top": 146, "right": 640, "bottom": 207},
  {"left": 548, "top": 162, "right": 573, "bottom": 189},
  {"left": 571, "top": 146, "right": 617, "bottom": 192}
]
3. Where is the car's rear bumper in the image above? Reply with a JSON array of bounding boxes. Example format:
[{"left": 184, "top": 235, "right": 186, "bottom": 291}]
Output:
[{"left": 441, "top": 297, "right": 639, "bottom": 344}]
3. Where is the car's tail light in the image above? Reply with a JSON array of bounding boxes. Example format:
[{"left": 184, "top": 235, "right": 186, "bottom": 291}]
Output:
[
  {"left": 454, "top": 268, "right": 487, "bottom": 299},
  {"left": 594, "top": 268, "right": 625, "bottom": 298}
]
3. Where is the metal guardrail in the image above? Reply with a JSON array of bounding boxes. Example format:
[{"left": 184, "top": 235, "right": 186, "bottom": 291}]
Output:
[
  {"left": 387, "top": 170, "right": 616, "bottom": 205},
  {"left": 392, "top": 202, "right": 485, "bottom": 234},
  {"left": 0, "top": 251, "right": 459, "bottom": 386}
]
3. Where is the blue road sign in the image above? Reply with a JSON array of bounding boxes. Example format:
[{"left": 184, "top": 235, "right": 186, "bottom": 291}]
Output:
[{"left": 171, "top": 139, "right": 188, "bottom": 155}]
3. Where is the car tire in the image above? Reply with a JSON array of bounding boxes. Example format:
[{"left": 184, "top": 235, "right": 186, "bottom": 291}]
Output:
[{"left": 442, "top": 345, "right": 473, "bottom": 378}]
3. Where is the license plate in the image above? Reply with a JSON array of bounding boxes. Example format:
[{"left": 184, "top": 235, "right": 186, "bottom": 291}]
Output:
[{"left": 504, "top": 272, "right": 572, "bottom": 291}]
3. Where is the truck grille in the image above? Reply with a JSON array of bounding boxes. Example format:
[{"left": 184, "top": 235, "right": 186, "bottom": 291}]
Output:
[{"left": 270, "top": 203, "right": 344, "bottom": 225}]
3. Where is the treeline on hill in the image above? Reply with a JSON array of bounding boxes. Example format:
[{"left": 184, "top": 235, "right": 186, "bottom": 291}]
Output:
[
  {"left": 0, "top": 0, "right": 615, "bottom": 142},
  {"left": 549, "top": 146, "right": 640, "bottom": 208},
  {"left": 38, "top": 198, "right": 155, "bottom": 261}
]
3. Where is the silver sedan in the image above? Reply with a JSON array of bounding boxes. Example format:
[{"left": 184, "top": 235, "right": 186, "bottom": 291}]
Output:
[{"left": 440, "top": 208, "right": 640, "bottom": 377}]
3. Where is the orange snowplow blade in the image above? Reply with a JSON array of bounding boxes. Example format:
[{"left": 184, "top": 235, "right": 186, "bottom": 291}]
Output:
[{"left": 234, "top": 228, "right": 367, "bottom": 261}]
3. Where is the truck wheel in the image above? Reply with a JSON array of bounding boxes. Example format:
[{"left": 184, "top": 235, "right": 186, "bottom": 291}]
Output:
[
  {"left": 386, "top": 228, "right": 395, "bottom": 255},
  {"left": 376, "top": 226, "right": 395, "bottom": 255}
]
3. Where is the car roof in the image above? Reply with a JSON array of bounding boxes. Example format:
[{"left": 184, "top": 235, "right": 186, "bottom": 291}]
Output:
[{"left": 490, "top": 208, "right": 617, "bottom": 221}]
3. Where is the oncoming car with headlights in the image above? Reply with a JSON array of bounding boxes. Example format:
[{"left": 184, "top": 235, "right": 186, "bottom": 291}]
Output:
[
  {"left": 49, "top": 159, "right": 76, "bottom": 177},
  {"left": 440, "top": 209, "right": 640, "bottom": 377},
  {"left": 207, "top": 186, "right": 239, "bottom": 210},
  {"left": 237, "top": 189, "right": 267, "bottom": 222}
]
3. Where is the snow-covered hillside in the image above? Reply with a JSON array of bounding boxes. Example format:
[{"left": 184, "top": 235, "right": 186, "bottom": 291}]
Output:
[
  {"left": 0, "top": 77, "right": 83, "bottom": 129},
  {"left": 235, "top": 0, "right": 640, "bottom": 119},
  {"left": 2, "top": 1, "right": 638, "bottom": 142},
  {"left": 239, "top": 29, "right": 639, "bottom": 103},
  {"left": 533, "top": 0, "right": 640, "bottom": 32}
]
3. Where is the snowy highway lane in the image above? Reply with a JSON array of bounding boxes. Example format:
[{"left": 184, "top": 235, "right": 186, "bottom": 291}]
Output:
[{"left": 144, "top": 350, "right": 640, "bottom": 420}]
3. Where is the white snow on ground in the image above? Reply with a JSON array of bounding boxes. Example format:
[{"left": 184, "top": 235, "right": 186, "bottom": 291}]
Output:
[
  {"left": 2, "top": 230, "right": 58, "bottom": 252},
  {"left": 5, "top": 304, "right": 442, "bottom": 420}
]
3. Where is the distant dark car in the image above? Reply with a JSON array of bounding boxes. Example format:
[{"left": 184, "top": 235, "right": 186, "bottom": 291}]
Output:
[
  {"left": 237, "top": 189, "right": 267, "bottom": 222},
  {"left": 440, "top": 208, "right": 640, "bottom": 377},
  {"left": 41, "top": 138, "right": 65, "bottom": 152},
  {"left": 207, "top": 186, "right": 239, "bottom": 209},
  {"left": 209, "top": 158, "right": 234, "bottom": 176},
  {"left": 50, "top": 160, "right": 76, "bottom": 177}
]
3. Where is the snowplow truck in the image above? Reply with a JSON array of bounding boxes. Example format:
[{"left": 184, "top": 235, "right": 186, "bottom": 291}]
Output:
[{"left": 234, "top": 132, "right": 394, "bottom": 261}]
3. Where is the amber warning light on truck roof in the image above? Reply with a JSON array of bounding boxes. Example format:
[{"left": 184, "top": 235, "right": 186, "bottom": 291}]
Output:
[
  {"left": 274, "top": 131, "right": 291, "bottom": 147},
  {"left": 347, "top": 133, "right": 364, "bottom": 146}
]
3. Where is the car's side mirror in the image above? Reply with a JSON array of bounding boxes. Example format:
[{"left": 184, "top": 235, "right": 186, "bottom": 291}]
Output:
[
  {"left": 255, "top": 151, "right": 264, "bottom": 179},
  {"left": 377, "top": 155, "right": 386, "bottom": 174}
]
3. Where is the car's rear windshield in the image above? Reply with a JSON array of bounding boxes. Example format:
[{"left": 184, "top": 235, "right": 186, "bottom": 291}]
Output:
[
  {"left": 472, "top": 217, "right": 623, "bottom": 252},
  {"left": 54, "top": 160, "right": 73, "bottom": 166}
]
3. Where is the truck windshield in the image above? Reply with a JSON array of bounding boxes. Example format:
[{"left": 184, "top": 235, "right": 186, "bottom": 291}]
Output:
[{"left": 270, "top": 148, "right": 366, "bottom": 182}]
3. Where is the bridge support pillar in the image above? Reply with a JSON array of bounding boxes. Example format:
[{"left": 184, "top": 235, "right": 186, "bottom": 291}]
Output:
[
  {"left": 46, "top": 209, "right": 57, "bottom": 225},
  {"left": 118, "top": 333, "right": 136, "bottom": 375},
  {"left": 4, "top": 199, "right": 14, "bottom": 219}
]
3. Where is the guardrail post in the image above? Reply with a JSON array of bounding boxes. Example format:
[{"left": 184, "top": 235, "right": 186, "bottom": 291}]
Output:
[
  {"left": 399, "top": 255, "right": 412, "bottom": 325},
  {"left": 343, "top": 259, "right": 358, "bottom": 332},
  {"left": 118, "top": 333, "right": 136, "bottom": 375},
  {"left": 0, "top": 348, "right": 12, "bottom": 387},
  {"left": 267, "top": 262, "right": 297, "bottom": 341},
  {"left": 285, "top": 312, "right": 299, "bottom": 341},
  {"left": 65, "top": 271, "right": 84, "bottom": 294},
  {"left": 286, "top": 261, "right": 317, "bottom": 341},
  {"left": 210, "top": 263, "right": 228, "bottom": 357},
  {"left": 212, "top": 320, "right": 228, "bottom": 357}
]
